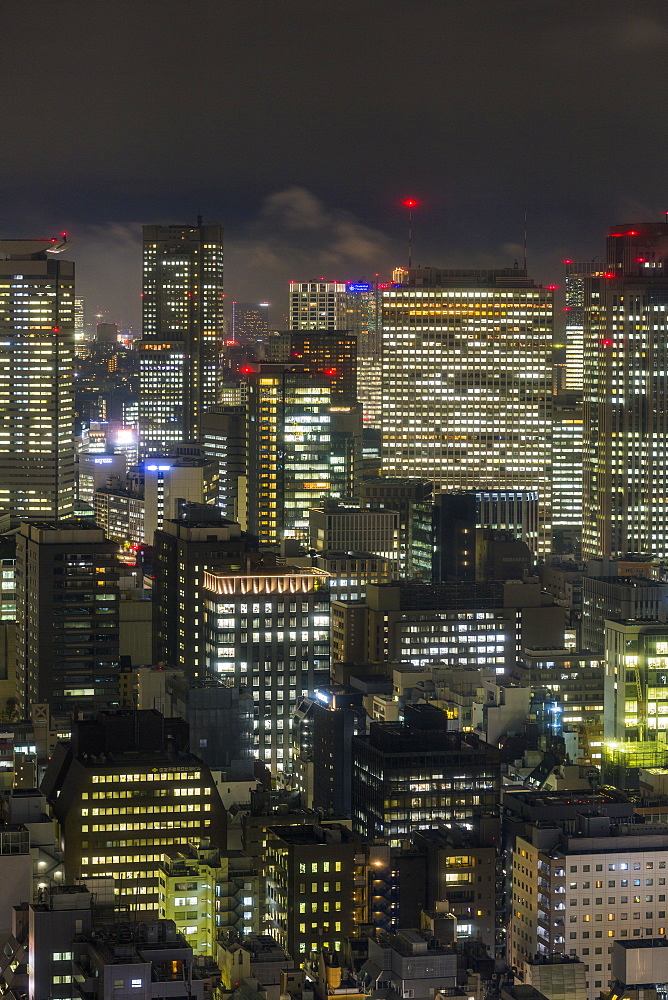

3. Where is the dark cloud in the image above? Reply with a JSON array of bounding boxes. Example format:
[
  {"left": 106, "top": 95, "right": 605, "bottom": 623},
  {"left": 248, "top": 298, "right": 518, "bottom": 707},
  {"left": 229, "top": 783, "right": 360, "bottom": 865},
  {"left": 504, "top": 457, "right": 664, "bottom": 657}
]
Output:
[{"left": 2, "top": 0, "right": 668, "bottom": 329}]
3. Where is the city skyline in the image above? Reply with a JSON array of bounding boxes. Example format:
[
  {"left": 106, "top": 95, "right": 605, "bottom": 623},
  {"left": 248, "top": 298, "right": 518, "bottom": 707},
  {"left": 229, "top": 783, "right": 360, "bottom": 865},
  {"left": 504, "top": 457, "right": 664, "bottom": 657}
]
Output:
[{"left": 3, "top": 1, "right": 668, "bottom": 327}]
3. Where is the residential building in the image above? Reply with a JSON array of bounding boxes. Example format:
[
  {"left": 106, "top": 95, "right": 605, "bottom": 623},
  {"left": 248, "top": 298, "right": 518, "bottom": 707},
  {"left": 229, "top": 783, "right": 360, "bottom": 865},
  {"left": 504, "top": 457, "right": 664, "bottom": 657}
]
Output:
[
  {"left": 582, "top": 224, "right": 668, "bottom": 559},
  {"left": 138, "top": 221, "right": 224, "bottom": 458},
  {"left": 202, "top": 563, "right": 330, "bottom": 770},
  {"left": 15, "top": 520, "right": 120, "bottom": 716},
  {"left": 160, "top": 845, "right": 261, "bottom": 954},
  {"left": 289, "top": 281, "right": 348, "bottom": 331},
  {"left": 352, "top": 723, "right": 500, "bottom": 847},
  {"left": 381, "top": 267, "right": 553, "bottom": 553},
  {"left": 265, "top": 823, "right": 359, "bottom": 959},
  {"left": 41, "top": 710, "right": 226, "bottom": 915},
  {"left": 0, "top": 238, "right": 76, "bottom": 519},
  {"left": 508, "top": 814, "right": 668, "bottom": 1000}
]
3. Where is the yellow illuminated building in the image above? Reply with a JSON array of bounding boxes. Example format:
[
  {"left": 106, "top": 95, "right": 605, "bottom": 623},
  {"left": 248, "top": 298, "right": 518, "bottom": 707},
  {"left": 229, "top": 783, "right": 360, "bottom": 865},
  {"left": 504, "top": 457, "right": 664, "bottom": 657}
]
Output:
[{"left": 381, "top": 267, "right": 553, "bottom": 553}]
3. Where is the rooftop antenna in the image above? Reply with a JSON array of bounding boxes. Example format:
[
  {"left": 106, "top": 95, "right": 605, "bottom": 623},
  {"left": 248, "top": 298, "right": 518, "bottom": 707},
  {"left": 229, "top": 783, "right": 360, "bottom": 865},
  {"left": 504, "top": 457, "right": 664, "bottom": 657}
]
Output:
[
  {"left": 197, "top": 214, "right": 203, "bottom": 227},
  {"left": 523, "top": 205, "right": 528, "bottom": 273},
  {"left": 403, "top": 199, "right": 418, "bottom": 269}
]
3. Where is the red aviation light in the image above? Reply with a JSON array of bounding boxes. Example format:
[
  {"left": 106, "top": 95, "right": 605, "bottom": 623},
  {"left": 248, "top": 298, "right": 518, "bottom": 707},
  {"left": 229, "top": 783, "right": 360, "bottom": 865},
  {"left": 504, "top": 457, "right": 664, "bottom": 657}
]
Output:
[
  {"left": 239, "top": 365, "right": 254, "bottom": 374},
  {"left": 402, "top": 198, "right": 418, "bottom": 208},
  {"left": 323, "top": 367, "right": 338, "bottom": 376},
  {"left": 626, "top": 230, "right": 638, "bottom": 236},
  {"left": 601, "top": 339, "right": 614, "bottom": 347},
  {"left": 546, "top": 285, "right": 559, "bottom": 290},
  {"left": 604, "top": 272, "right": 616, "bottom": 279},
  {"left": 563, "top": 259, "right": 573, "bottom": 264}
]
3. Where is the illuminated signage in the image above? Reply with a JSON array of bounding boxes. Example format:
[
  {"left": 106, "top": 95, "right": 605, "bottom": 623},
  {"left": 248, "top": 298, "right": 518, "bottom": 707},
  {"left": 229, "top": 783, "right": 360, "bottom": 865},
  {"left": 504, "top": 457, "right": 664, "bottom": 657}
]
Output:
[
  {"left": 93, "top": 457, "right": 114, "bottom": 464},
  {"left": 346, "top": 282, "right": 372, "bottom": 294}
]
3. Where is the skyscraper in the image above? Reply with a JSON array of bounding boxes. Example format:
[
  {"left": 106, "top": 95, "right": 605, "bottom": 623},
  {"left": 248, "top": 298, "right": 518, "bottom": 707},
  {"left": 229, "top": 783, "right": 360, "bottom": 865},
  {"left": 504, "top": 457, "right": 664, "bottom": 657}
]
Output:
[
  {"left": 381, "top": 266, "right": 554, "bottom": 553},
  {"left": 583, "top": 223, "right": 668, "bottom": 559},
  {"left": 231, "top": 301, "right": 269, "bottom": 341},
  {"left": 244, "top": 363, "right": 335, "bottom": 544},
  {"left": 138, "top": 222, "right": 224, "bottom": 458},
  {"left": 0, "top": 239, "right": 76, "bottom": 520}
]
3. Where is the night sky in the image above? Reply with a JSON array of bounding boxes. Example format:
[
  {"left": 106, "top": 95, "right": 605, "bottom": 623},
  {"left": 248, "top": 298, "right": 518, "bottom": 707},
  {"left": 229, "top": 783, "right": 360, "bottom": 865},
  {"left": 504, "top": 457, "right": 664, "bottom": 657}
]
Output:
[{"left": 4, "top": 0, "right": 668, "bottom": 332}]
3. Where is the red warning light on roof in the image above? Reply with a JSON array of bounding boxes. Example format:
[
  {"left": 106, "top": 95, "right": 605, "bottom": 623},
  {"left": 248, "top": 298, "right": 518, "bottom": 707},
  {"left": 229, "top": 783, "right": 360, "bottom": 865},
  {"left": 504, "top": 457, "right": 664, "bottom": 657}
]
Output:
[
  {"left": 546, "top": 285, "right": 559, "bottom": 291},
  {"left": 323, "top": 368, "right": 338, "bottom": 376},
  {"left": 239, "top": 365, "right": 254, "bottom": 374},
  {"left": 402, "top": 199, "right": 418, "bottom": 208},
  {"left": 225, "top": 339, "right": 237, "bottom": 346},
  {"left": 604, "top": 272, "right": 616, "bottom": 279},
  {"left": 563, "top": 259, "right": 573, "bottom": 264},
  {"left": 627, "top": 230, "right": 638, "bottom": 236},
  {"left": 601, "top": 339, "right": 614, "bottom": 347}
]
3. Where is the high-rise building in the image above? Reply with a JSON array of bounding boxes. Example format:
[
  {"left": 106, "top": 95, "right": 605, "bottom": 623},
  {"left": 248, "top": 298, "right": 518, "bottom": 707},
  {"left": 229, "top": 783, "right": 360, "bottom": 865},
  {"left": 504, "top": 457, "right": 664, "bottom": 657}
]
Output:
[
  {"left": 552, "top": 391, "right": 583, "bottom": 551},
  {"left": 15, "top": 520, "right": 120, "bottom": 717},
  {"left": 0, "top": 239, "right": 76, "bottom": 520},
  {"left": 202, "top": 563, "right": 330, "bottom": 770},
  {"left": 200, "top": 404, "right": 246, "bottom": 521},
  {"left": 231, "top": 301, "right": 269, "bottom": 341},
  {"left": 288, "top": 328, "right": 357, "bottom": 404},
  {"left": 583, "top": 224, "right": 668, "bottom": 559},
  {"left": 381, "top": 267, "right": 553, "bottom": 553},
  {"left": 138, "top": 222, "right": 224, "bottom": 458},
  {"left": 244, "top": 364, "right": 334, "bottom": 544},
  {"left": 564, "top": 261, "right": 597, "bottom": 391},
  {"left": 360, "top": 477, "right": 434, "bottom": 581},
  {"left": 142, "top": 449, "right": 220, "bottom": 542},
  {"left": 289, "top": 281, "right": 347, "bottom": 330}
]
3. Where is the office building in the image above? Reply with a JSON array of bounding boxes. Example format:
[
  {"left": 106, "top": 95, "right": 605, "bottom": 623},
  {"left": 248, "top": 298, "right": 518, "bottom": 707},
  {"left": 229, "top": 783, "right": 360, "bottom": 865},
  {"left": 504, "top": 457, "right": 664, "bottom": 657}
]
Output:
[
  {"left": 15, "top": 520, "right": 120, "bottom": 717},
  {"left": 360, "top": 476, "right": 433, "bottom": 581},
  {"left": 41, "top": 710, "right": 226, "bottom": 915},
  {"left": 609, "top": 938, "right": 668, "bottom": 1000},
  {"left": 152, "top": 507, "right": 257, "bottom": 677},
  {"left": 200, "top": 404, "right": 246, "bottom": 521},
  {"left": 138, "top": 221, "right": 224, "bottom": 458},
  {"left": 552, "top": 391, "right": 584, "bottom": 552},
  {"left": 508, "top": 813, "right": 668, "bottom": 1000},
  {"left": 292, "top": 683, "right": 367, "bottom": 816},
  {"left": 352, "top": 723, "right": 500, "bottom": 847},
  {"left": 202, "top": 563, "right": 330, "bottom": 770},
  {"left": 381, "top": 267, "right": 553, "bottom": 553},
  {"left": 244, "top": 364, "right": 333, "bottom": 544},
  {"left": 77, "top": 452, "right": 127, "bottom": 506},
  {"left": 565, "top": 261, "right": 597, "bottom": 391},
  {"left": 232, "top": 301, "right": 269, "bottom": 341},
  {"left": 217, "top": 933, "right": 294, "bottom": 994},
  {"left": 0, "top": 238, "right": 76, "bottom": 520},
  {"left": 604, "top": 620, "right": 668, "bottom": 745},
  {"left": 582, "top": 573, "right": 668, "bottom": 652},
  {"left": 583, "top": 224, "right": 668, "bottom": 559},
  {"left": 265, "top": 823, "right": 359, "bottom": 958},
  {"left": 310, "top": 499, "right": 399, "bottom": 561},
  {"left": 433, "top": 490, "right": 540, "bottom": 581},
  {"left": 142, "top": 449, "right": 219, "bottom": 542},
  {"left": 332, "top": 579, "right": 565, "bottom": 672},
  {"left": 289, "top": 281, "right": 348, "bottom": 331},
  {"left": 92, "top": 486, "right": 145, "bottom": 545},
  {"left": 288, "top": 328, "right": 357, "bottom": 404}
]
